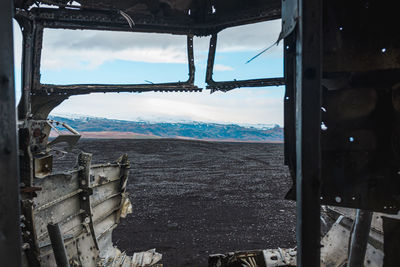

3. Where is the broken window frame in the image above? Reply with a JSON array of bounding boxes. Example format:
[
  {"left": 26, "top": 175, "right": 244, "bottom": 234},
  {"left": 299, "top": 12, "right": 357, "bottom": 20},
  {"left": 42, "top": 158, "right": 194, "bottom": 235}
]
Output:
[
  {"left": 27, "top": 18, "right": 200, "bottom": 97},
  {"left": 205, "top": 34, "right": 285, "bottom": 93}
]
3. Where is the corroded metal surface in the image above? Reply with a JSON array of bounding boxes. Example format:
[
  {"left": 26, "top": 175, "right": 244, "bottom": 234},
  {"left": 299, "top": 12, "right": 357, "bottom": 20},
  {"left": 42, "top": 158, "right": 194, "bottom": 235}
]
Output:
[
  {"left": 208, "top": 248, "right": 296, "bottom": 267},
  {"left": 320, "top": 208, "right": 387, "bottom": 267},
  {"left": 30, "top": 152, "right": 132, "bottom": 266},
  {"left": 15, "top": 0, "right": 281, "bottom": 35}
]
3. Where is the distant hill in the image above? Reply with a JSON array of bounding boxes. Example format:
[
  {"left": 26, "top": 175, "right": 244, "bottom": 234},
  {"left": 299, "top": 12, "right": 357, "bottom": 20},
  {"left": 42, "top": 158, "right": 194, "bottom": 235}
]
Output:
[{"left": 49, "top": 115, "right": 283, "bottom": 142}]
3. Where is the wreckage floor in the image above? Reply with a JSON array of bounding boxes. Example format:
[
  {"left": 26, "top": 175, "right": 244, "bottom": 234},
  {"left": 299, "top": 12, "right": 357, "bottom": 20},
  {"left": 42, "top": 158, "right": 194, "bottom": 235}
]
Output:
[{"left": 55, "top": 139, "right": 296, "bottom": 266}]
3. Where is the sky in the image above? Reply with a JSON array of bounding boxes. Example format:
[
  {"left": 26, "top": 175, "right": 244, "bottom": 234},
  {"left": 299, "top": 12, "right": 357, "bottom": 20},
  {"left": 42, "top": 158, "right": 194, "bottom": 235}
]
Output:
[{"left": 13, "top": 19, "right": 284, "bottom": 125}]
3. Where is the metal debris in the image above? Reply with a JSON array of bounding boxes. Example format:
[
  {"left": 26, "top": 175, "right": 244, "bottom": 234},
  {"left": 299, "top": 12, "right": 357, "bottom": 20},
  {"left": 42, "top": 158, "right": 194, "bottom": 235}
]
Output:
[
  {"left": 209, "top": 248, "right": 296, "bottom": 267},
  {"left": 119, "top": 10, "right": 135, "bottom": 29},
  {"left": 118, "top": 194, "right": 133, "bottom": 219},
  {"left": 131, "top": 249, "right": 163, "bottom": 267}
]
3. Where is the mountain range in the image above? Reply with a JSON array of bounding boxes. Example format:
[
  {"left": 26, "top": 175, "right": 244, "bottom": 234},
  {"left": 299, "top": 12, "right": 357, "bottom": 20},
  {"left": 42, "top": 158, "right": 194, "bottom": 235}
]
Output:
[{"left": 49, "top": 115, "right": 283, "bottom": 142}]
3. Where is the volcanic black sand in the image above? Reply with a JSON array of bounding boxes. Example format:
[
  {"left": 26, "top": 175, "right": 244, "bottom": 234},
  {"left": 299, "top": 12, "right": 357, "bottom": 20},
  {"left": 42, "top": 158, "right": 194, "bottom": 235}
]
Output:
[{"left": 54, "top": 139, "right": 296, "bottom": 266}]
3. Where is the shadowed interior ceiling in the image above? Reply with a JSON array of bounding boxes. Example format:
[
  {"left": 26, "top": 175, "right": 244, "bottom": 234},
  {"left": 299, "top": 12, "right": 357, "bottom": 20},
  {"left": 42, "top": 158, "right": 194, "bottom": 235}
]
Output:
[{"left": 14, "top": 0, "right": 281, "bottom": 33}]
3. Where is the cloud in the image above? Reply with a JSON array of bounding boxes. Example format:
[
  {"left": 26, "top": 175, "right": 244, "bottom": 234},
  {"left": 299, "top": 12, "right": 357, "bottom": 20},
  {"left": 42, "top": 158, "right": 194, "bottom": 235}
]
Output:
[
  {"left": 45, "top": 20, "right": 281, "bottom": 52},
  {"left": 216, "top": 19, "right": 282, "bottom": 54},
  {"left": 41, "top": 19, "right": 282, "bottom": 70},
  {"left": 41, "top": 46, "right": 187, "bottom": 70},
  {"left": 51, "top": 88, "right": 284, "bottom": 125},
  {"left": 42, "top": 30, "right": 188, "bottom": 70},
  {"left": 214, "top": 64, "right": 234, "bottom": 71},
  {"left": 13, "top": 20, "right": 22, "bottom": 70}
]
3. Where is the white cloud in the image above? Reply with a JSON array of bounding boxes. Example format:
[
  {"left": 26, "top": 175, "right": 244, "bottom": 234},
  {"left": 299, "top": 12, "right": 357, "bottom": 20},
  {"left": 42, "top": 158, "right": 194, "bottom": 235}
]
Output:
[
  {"left": 216, "top": 19, "right": 282, "bottom": 54},
  {"left": 51, "top": 88, "right": 284, "bottom": 125},
  {"left": 13, "top": 20, "right": 22, "bottom": 70},
  {"left": 41, "top": 19, "right": 282, "bottom": 71},
  {"left": 42, "top": 29, "right": 188, "bottom": 70},
  {"left": 41, "top": 46, "right": 187, "bottom": 70},
  {"left": 214, "top": 64, "right": 234, "bottom": 71}
]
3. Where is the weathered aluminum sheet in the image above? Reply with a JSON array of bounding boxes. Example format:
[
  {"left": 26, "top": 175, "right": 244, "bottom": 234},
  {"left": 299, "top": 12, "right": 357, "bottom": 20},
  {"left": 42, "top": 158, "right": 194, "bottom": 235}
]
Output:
[
  {"left": 320, "top": 215, "right": 384, "bottom": 267},
  {"left": 31, "top": 154, "right": 134, "bottom": 266},
  {"left": 208, "top": 248, "right": 296, "bottom": 267}
]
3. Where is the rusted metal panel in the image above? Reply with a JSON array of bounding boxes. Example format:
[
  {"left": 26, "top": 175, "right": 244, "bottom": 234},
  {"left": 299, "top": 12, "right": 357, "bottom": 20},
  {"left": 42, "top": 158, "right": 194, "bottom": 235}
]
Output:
[
  {"left": 34, "top": 195, "right": 82, "bottom": 234},
  {"left": 37, "top": 212, "right": 85, "bottom": 245},
  {"left": 91, "top": 165, "right": 124, "bottom": 187},
  {"left": 96, "top": 225, "right": 117, "bottom": 258},
  {"left": 92, "top": 196, "right": 122, "bottom": 223},
  {"left": 33, "top": 172, "right": 80, "bottom": 207},
  {"left": 91, "top": 180, "right": 121, "bottom": 207},
  {"left": 25, "top": 150, "right": 132, "bottom": 266},
  {"left": 39, "top": 231, "right": 98, "bottom": 267},
  {"left": 76, "top": 232, "right": 99, "bottom": 267}
]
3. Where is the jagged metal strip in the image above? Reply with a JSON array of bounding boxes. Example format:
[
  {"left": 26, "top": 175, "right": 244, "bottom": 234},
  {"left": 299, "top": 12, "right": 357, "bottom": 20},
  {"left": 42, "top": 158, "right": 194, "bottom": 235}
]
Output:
[
  {"left": 77, "top": 153, "right": 100, "bottom": 251},
  {"left": 36, "top": 209, "right": 86, "bottom": 242},
  {"left": 34, "top": 189, "right": 83, "bottom": 212},
  {"left": 19, "top": 5, "right": 281, "bottom": 36},
  {"left": 34, "top": 84, "right": 202, "bottom": 95},
  {"left": 207, "top": 77, "right": 285, "bottom": 93},
  {"left": 88, "top": 155, "right": 132, "bottom": 261}
]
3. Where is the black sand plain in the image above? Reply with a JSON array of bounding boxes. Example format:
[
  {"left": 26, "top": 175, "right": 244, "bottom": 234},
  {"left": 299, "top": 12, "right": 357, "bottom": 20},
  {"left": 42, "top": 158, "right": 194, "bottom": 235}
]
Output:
[{"left": 54, "top": 139, "right": 296, "bottom": 266}]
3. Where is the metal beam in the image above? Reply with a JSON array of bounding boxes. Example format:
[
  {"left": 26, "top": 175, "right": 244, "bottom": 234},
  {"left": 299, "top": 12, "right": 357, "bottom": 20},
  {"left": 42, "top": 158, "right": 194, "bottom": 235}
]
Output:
[
  {"left": 347, "top": 210, "right": 372, "bottom": 267},
  {"left": 47, "top": 223, "right": 70, "bottom": 267},
  {"left": 16, "top": 7, "right": 281, "bottom": 36},
  {"left": 0, "top": 0, "right": 22, "bottom": 265},
  {"left": 295, "top": 0, "right": 322, "bottom": 265},
  {"left": 283, "top": 31, "right": 297, "bottom": 200},
  {"left": 16, "top": 16, "right": 34, "bottom": 120}
]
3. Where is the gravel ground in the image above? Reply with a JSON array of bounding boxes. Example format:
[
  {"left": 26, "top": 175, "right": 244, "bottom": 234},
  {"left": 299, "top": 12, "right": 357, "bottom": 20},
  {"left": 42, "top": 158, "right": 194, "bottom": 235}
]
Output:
[{"left": 53, "top": 139, "right": 296, "bottom": 266}]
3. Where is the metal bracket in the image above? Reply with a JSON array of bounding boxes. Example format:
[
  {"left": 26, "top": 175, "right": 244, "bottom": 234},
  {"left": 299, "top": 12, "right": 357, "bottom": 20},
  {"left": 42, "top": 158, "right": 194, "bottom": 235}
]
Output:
[
  {"left": 47, "top": 120, "right": 81, "bottom": 151},
  {"left": 77, "top": 153, "right": 99, "bottom": 251},
  {"left": 278, "top": 0, "right": 298, "bottom": 42}
]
